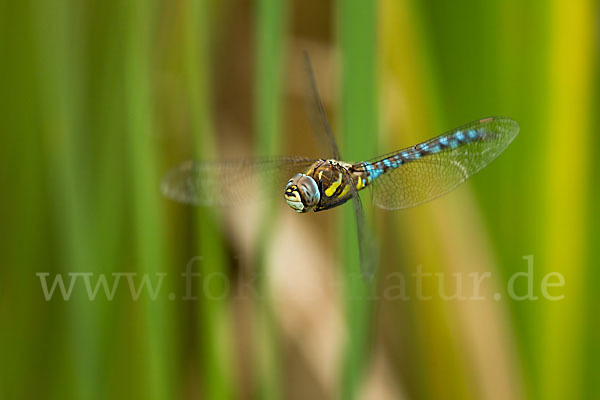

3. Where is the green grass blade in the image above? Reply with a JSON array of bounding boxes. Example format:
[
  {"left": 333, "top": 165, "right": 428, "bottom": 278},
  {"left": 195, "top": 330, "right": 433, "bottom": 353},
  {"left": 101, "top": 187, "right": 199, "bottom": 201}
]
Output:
[
  {"left": 253, "top": 0, "right": 289, "bottom": 398},
  {"left": 122, "top": 1, "right": 176, "bottom": 398},
  {"left": 182, "top": 1, "right": 236, "bottom": 398},
  {"left": 337, "top": 0, "right": 378, "bottom": 398}
]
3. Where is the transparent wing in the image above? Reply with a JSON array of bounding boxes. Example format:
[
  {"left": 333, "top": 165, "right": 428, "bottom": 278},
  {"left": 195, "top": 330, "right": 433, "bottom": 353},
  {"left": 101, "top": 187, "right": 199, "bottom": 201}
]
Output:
[
  {"left": 302, "top": 52, "right": 340, "bottom": 160},
  {"left": 303, "top": 53, "right": 376, "bottom": 279},
  {"left": 364, "top": 117, "right": 519, "bottom": 210},
  {"left": 346, "top": 171, "right": 377, "bottom": 281},
  {"left": 161, "top": 156, "right": 317, "bottom": 206}
]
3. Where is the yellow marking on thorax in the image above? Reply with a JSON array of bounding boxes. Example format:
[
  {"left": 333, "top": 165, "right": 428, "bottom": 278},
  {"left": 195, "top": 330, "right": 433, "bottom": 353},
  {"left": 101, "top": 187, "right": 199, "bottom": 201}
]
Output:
[
  {"left": 318, "top": 170, "right": 323, "bottom": 180},
  {"left": 356, "top": 176, "right": 364, "bottom": 190},
  {"left": 306, "top": 162, "right": 320, "bottom": 176},
  {"left": 324, "top": 173, "right": 342, "bottom": 197},
  {"left": 339, "top": 184, "right": 350, "bottom": 197}
]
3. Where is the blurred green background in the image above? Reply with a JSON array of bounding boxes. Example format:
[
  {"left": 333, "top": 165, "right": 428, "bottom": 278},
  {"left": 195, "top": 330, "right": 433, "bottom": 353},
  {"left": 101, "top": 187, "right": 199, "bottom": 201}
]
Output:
[{"left": 0, "top": 0, "right": 597, "bottom": 399}]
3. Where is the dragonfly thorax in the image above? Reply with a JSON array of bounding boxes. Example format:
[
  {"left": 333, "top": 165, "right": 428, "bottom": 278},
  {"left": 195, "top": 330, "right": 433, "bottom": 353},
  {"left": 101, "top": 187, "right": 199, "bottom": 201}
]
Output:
[{"left": 284, "top": 174, "right": 320, "bottom": 213}]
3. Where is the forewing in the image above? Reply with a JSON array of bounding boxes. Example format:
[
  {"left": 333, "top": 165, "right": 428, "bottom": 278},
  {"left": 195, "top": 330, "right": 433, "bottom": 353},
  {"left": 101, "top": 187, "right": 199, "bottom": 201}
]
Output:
[
  {"left": 302, "top": 52, "right": 341, "bottom": 160},
  {"left": 368, "top": 117, "right": 519, "bottom": 210},
  {"left": 343, "top": 169, "right": 377, "bottom": 280},
  {"left": 161, "top": 156, "right": 317, "bottom": 206}
]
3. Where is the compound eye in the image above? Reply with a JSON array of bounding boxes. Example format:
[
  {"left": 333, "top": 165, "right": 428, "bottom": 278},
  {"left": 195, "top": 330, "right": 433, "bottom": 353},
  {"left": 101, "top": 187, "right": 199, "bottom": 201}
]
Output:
[
  {"left": 296, "top": 175, "right": 320, "bottom": 208},
  {"left": 284, "top": 174, "right": 320, "bottom": 212},
  {"left": 286, "top": 174, "right": 303, "bottom": 190}
]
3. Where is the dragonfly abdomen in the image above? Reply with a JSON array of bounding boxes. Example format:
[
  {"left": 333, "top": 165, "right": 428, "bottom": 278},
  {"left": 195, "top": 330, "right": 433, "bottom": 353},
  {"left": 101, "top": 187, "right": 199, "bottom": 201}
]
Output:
[{"left": 362, "top": 127, "right": 486, "bottom": 183}]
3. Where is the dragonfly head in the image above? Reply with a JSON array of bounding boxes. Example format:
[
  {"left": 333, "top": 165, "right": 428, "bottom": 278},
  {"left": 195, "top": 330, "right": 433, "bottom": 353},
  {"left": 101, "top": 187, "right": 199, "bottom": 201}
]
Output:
[{"left": 284, "top": 174, "right": 320, "bottom": 213}]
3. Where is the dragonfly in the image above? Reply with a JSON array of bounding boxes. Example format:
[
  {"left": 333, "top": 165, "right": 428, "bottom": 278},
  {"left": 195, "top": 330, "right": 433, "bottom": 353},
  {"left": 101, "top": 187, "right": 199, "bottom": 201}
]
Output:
[{"left": 161, "top": 53, "right": 519, "bottom": 280}]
